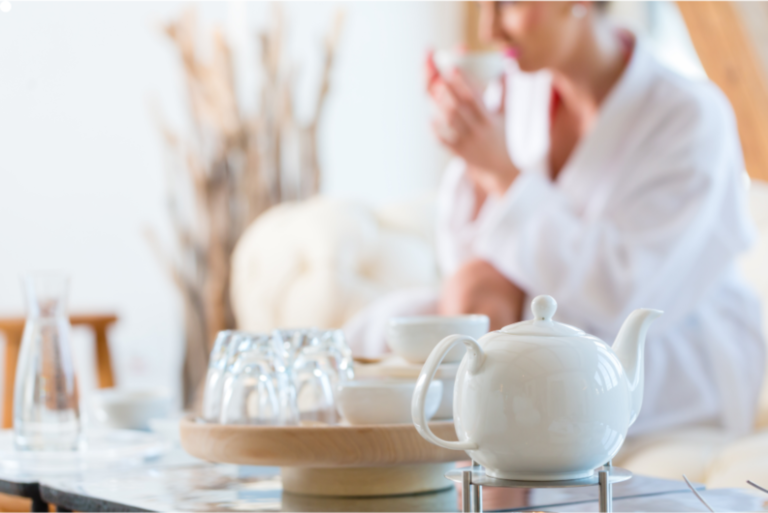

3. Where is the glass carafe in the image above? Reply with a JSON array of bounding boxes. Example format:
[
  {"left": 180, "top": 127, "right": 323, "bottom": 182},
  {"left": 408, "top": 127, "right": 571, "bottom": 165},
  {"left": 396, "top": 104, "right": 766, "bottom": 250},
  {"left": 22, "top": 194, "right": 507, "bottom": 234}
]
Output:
[{"left": 13, "top": 273, "right": 81, "bottom": 451}]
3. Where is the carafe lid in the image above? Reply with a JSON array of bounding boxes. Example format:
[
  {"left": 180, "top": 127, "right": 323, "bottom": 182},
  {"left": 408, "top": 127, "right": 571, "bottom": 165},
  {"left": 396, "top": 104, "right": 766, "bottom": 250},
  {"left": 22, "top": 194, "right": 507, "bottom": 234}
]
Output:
[{"left": 499, "top": 295, "right": 585, "bottom": 337}]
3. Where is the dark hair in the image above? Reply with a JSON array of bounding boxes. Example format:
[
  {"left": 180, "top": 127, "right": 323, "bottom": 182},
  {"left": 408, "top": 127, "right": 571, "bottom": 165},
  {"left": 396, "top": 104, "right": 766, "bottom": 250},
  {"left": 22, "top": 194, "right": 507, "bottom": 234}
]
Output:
[{"left": 594, "top": 1, "right": 611, "bottom": 13}]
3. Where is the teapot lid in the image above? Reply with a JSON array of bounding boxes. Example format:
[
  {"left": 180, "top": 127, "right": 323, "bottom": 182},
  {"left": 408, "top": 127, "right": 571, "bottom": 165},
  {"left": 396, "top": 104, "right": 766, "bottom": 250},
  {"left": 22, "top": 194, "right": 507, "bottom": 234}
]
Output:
[{"left": 499, "top": 295, "right": 586, "bottom": 337}]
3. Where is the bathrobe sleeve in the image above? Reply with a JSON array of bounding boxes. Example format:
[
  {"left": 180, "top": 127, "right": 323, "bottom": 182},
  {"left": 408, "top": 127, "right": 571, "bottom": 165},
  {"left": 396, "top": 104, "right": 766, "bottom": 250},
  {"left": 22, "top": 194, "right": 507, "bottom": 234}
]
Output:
[
  {"left": 435, "top": 158, "right": 479, "bottom": 278},
  {"left": 435, "top": 71, "right": 550, "bottom": 280},
  {"left": 471, "top": 85, "right": 754, "bottom": 334}
]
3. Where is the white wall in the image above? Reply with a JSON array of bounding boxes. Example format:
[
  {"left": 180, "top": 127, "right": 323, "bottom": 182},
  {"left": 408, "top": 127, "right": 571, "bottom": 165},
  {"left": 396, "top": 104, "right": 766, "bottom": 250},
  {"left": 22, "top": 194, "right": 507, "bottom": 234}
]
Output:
[{"left": 0, "top": 1, "right": 462, "bottom": 409}]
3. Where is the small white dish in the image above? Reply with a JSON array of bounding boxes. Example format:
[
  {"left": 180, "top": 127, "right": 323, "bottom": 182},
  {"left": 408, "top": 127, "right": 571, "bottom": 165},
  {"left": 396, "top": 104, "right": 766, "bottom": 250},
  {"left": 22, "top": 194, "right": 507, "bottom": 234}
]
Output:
[
  {"left": 337, "top": 379, "right": 442, "bottom": 425},
  {"left": 433, "top": 378, "right": 455, "bottom": 420},
  {"left": 353, "top": 357, "right": 457, "bottom": 419},
  {"left": 91, "top": 388, "right": 171, "bottom": 431},
  {"left": 388, "top": 315, "right": 489, "bottom": 364},
  {"left": 354, "top": 355, "right": 459, "bottom": 380},
  {"left": 434, "top": 50, "right": 505, "bottom": 90}
]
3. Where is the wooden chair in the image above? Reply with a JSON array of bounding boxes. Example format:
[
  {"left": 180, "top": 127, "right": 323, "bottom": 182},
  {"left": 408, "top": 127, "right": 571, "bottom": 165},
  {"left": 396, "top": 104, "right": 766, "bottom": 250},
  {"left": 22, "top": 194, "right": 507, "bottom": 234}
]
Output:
[{"left": 0, "top": 314, "right": 117, "bottom": 429}]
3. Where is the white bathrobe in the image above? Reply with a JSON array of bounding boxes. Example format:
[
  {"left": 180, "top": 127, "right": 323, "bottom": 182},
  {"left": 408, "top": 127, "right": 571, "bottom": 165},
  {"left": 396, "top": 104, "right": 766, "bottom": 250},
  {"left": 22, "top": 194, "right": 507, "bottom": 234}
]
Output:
[{"left": 348, "top": 40, "right": 765, "bottom": 437}]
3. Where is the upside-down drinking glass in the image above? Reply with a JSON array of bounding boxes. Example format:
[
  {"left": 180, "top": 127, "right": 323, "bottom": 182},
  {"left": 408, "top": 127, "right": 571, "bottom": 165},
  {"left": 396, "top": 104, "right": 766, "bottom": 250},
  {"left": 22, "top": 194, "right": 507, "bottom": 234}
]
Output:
[
  {"left": 202, "top": 330, "right": 236, "bottom": 422},
  {"left": 274, "top": 328, "right": 354, "bottom": 383},
  {"left": 220, "top": 349, "right": 280, "bottom": 425},
  {"left": 292, "top": 343, "right": 341, "bottom": 424},
  {"left": 206, "top": 328, "right": 353, "bottom": 426},
  {"left": 219, "top": 332, "right": 299, "bottom": 425}
]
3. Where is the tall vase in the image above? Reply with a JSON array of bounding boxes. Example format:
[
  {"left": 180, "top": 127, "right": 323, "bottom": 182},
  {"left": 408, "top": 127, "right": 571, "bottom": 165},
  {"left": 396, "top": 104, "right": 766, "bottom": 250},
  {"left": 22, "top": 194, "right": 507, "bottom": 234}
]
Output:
[{"left": 13, "top": 272, "right": 81, "bottom": 451}]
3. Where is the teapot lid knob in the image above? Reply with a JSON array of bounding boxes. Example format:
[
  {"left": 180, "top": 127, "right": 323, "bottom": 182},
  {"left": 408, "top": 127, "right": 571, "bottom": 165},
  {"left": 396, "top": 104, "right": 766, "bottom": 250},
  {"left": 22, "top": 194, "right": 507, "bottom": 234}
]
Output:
[{"left": 532, "top": 295, "right": 557, "bottom": 322}]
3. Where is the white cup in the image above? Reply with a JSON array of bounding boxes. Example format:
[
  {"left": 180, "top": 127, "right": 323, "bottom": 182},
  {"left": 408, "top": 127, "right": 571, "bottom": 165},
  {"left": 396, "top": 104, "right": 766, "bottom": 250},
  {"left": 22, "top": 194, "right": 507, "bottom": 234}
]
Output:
[
  {"left": 387, "top": 315, "right": 489, "bottom": 364},
  {"left": 433, "top": 50, "right": 505, "bottom": 90},
  {"left": 91, "top": 388, "right": 171, "bottom": 430}
]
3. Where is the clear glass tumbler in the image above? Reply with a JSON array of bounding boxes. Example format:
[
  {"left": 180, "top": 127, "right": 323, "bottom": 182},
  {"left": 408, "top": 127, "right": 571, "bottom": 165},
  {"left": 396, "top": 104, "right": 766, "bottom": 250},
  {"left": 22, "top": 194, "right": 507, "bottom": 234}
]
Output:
[
  {"left": 219, "top": 333, "right": 297, "bottom": 425},
  {"left": 202, "top": 330, "right": 235, "bottom": 422},
  {"left": 315, "top": 329, "right": 355, "bottom": 383},
  {"left": 14, "top": 272, "right": 81, "bottom": 451},
  {"left": 292, "top": 344, "right": 339, "bottom": 424}
]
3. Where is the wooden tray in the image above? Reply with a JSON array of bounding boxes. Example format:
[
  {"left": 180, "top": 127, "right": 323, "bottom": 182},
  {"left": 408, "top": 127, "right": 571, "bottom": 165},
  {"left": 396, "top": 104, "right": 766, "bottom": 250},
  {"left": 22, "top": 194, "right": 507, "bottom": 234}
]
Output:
[
  {"left": 179, "top": 418, "right": 466, "bottom": 497},
  {"left": 180, "top": 417, "right": 463, "bottom": 467}
]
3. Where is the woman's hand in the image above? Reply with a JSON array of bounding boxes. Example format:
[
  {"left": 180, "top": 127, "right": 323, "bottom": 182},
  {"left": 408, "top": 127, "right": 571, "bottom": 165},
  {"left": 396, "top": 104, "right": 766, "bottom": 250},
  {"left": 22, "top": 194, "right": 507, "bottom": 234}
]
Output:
[{"left": 426, "top": 51, "right": 519, "bottom": 197}]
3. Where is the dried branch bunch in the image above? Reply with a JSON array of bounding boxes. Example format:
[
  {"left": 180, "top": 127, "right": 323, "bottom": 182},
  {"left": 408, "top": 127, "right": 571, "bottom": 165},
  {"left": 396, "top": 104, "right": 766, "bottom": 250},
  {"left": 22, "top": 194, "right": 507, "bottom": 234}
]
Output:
[{"left": 147, "top": 7, "right": 343, "bottom": 407}]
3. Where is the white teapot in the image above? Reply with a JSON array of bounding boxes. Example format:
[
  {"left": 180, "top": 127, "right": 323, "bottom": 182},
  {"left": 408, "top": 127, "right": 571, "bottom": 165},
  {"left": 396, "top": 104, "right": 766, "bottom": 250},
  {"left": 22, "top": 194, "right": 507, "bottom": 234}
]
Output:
[{"left": 412, "top": 295, "right": 662, "bottom": 481}]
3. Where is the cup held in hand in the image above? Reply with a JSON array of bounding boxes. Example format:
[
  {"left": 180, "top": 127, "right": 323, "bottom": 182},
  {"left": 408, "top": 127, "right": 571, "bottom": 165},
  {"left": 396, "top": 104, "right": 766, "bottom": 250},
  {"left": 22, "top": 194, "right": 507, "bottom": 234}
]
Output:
[{"left": 433, "top": 50, "right": 505, "bottom": 91}]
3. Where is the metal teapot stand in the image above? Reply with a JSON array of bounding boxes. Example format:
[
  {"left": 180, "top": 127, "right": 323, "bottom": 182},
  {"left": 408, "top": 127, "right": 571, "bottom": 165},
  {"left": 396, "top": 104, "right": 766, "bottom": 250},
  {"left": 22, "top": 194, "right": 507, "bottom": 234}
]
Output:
[{"left": 446, "top": 462, "right": 631, "bottom": 513}]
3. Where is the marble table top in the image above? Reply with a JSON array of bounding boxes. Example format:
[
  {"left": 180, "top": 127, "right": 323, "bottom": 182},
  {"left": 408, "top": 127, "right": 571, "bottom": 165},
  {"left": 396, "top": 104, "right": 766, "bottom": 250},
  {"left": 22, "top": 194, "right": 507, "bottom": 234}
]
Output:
[
  {"left": 35, "top": 455, "right": 710, "bottom": 512},
  {"left": 0, "top": 427, "right": 750, "bottom": 513},
  {"left": 548, "top": 487, "right": 768, "bottom": 512},
  {"left": 0, "top": 429, "right": 173, "bottom": 511}
]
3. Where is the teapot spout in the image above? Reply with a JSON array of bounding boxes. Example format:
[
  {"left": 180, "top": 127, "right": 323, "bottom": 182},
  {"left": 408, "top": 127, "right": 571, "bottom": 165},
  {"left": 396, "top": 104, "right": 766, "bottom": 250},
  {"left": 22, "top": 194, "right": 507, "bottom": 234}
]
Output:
[{"left": 613, "top": 308, "right": 663, "bottom": 425}]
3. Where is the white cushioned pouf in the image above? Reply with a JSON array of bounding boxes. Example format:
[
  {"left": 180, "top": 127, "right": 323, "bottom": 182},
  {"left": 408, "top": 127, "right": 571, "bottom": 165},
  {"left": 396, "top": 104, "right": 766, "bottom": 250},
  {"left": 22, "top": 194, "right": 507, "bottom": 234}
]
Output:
[
  {"left": 230, "top": 196, "right": 438, "bottom": 332},
  {"left": 742, "top": 179, "right": 768, "bottom": 428},
  {"left": 615, "top": 428, "right": 731, "bottom": 483},
  {"left": 706, "top": 430, "right": 768, "bottom": 489}
]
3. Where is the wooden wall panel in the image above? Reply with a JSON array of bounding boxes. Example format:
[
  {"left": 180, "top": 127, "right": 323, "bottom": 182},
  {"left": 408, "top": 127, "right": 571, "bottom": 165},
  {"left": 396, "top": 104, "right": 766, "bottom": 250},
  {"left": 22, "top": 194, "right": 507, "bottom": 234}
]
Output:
[
  {"left": 678, "top": 2, "right": 768, "bottom": 182},
  {"left": 463, "top": 2, "right": 494, "bottom": 52},
  {"left": 463, "top": 2, "right": 479, "bottom": 51}
]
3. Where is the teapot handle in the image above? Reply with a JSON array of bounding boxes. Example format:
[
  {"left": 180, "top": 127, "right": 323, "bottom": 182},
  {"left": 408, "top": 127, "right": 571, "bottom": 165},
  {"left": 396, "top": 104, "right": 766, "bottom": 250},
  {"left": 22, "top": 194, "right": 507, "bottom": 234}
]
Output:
[{"left": 411, "top": 334, "right": 484, "bottom": 451}]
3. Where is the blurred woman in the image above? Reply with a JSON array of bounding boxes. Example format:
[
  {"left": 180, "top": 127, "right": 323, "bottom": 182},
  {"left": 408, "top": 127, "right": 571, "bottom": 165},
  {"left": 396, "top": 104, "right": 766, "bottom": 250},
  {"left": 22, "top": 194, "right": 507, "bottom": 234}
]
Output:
[{"left": 347, "top": 1, "right": 764, "bottom": 438}]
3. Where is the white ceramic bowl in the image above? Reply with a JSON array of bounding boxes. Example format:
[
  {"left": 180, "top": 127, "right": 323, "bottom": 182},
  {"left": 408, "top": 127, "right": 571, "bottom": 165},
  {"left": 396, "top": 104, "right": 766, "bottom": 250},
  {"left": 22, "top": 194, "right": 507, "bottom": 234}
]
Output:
[
  {"left": 91, "top": 388, "right": 171, "bottom": 430},
  {"left": 433, "top": 378, "right": 455, "bottom": 420},
  {"left": 387, "top": 315, "right": 489, "bottom": 364},
  {"left": 336, "top": 379, "right": 442, "bottom": 425},
  {"left": 434, "top": 50, "right": 505, "bottom": 90}
]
